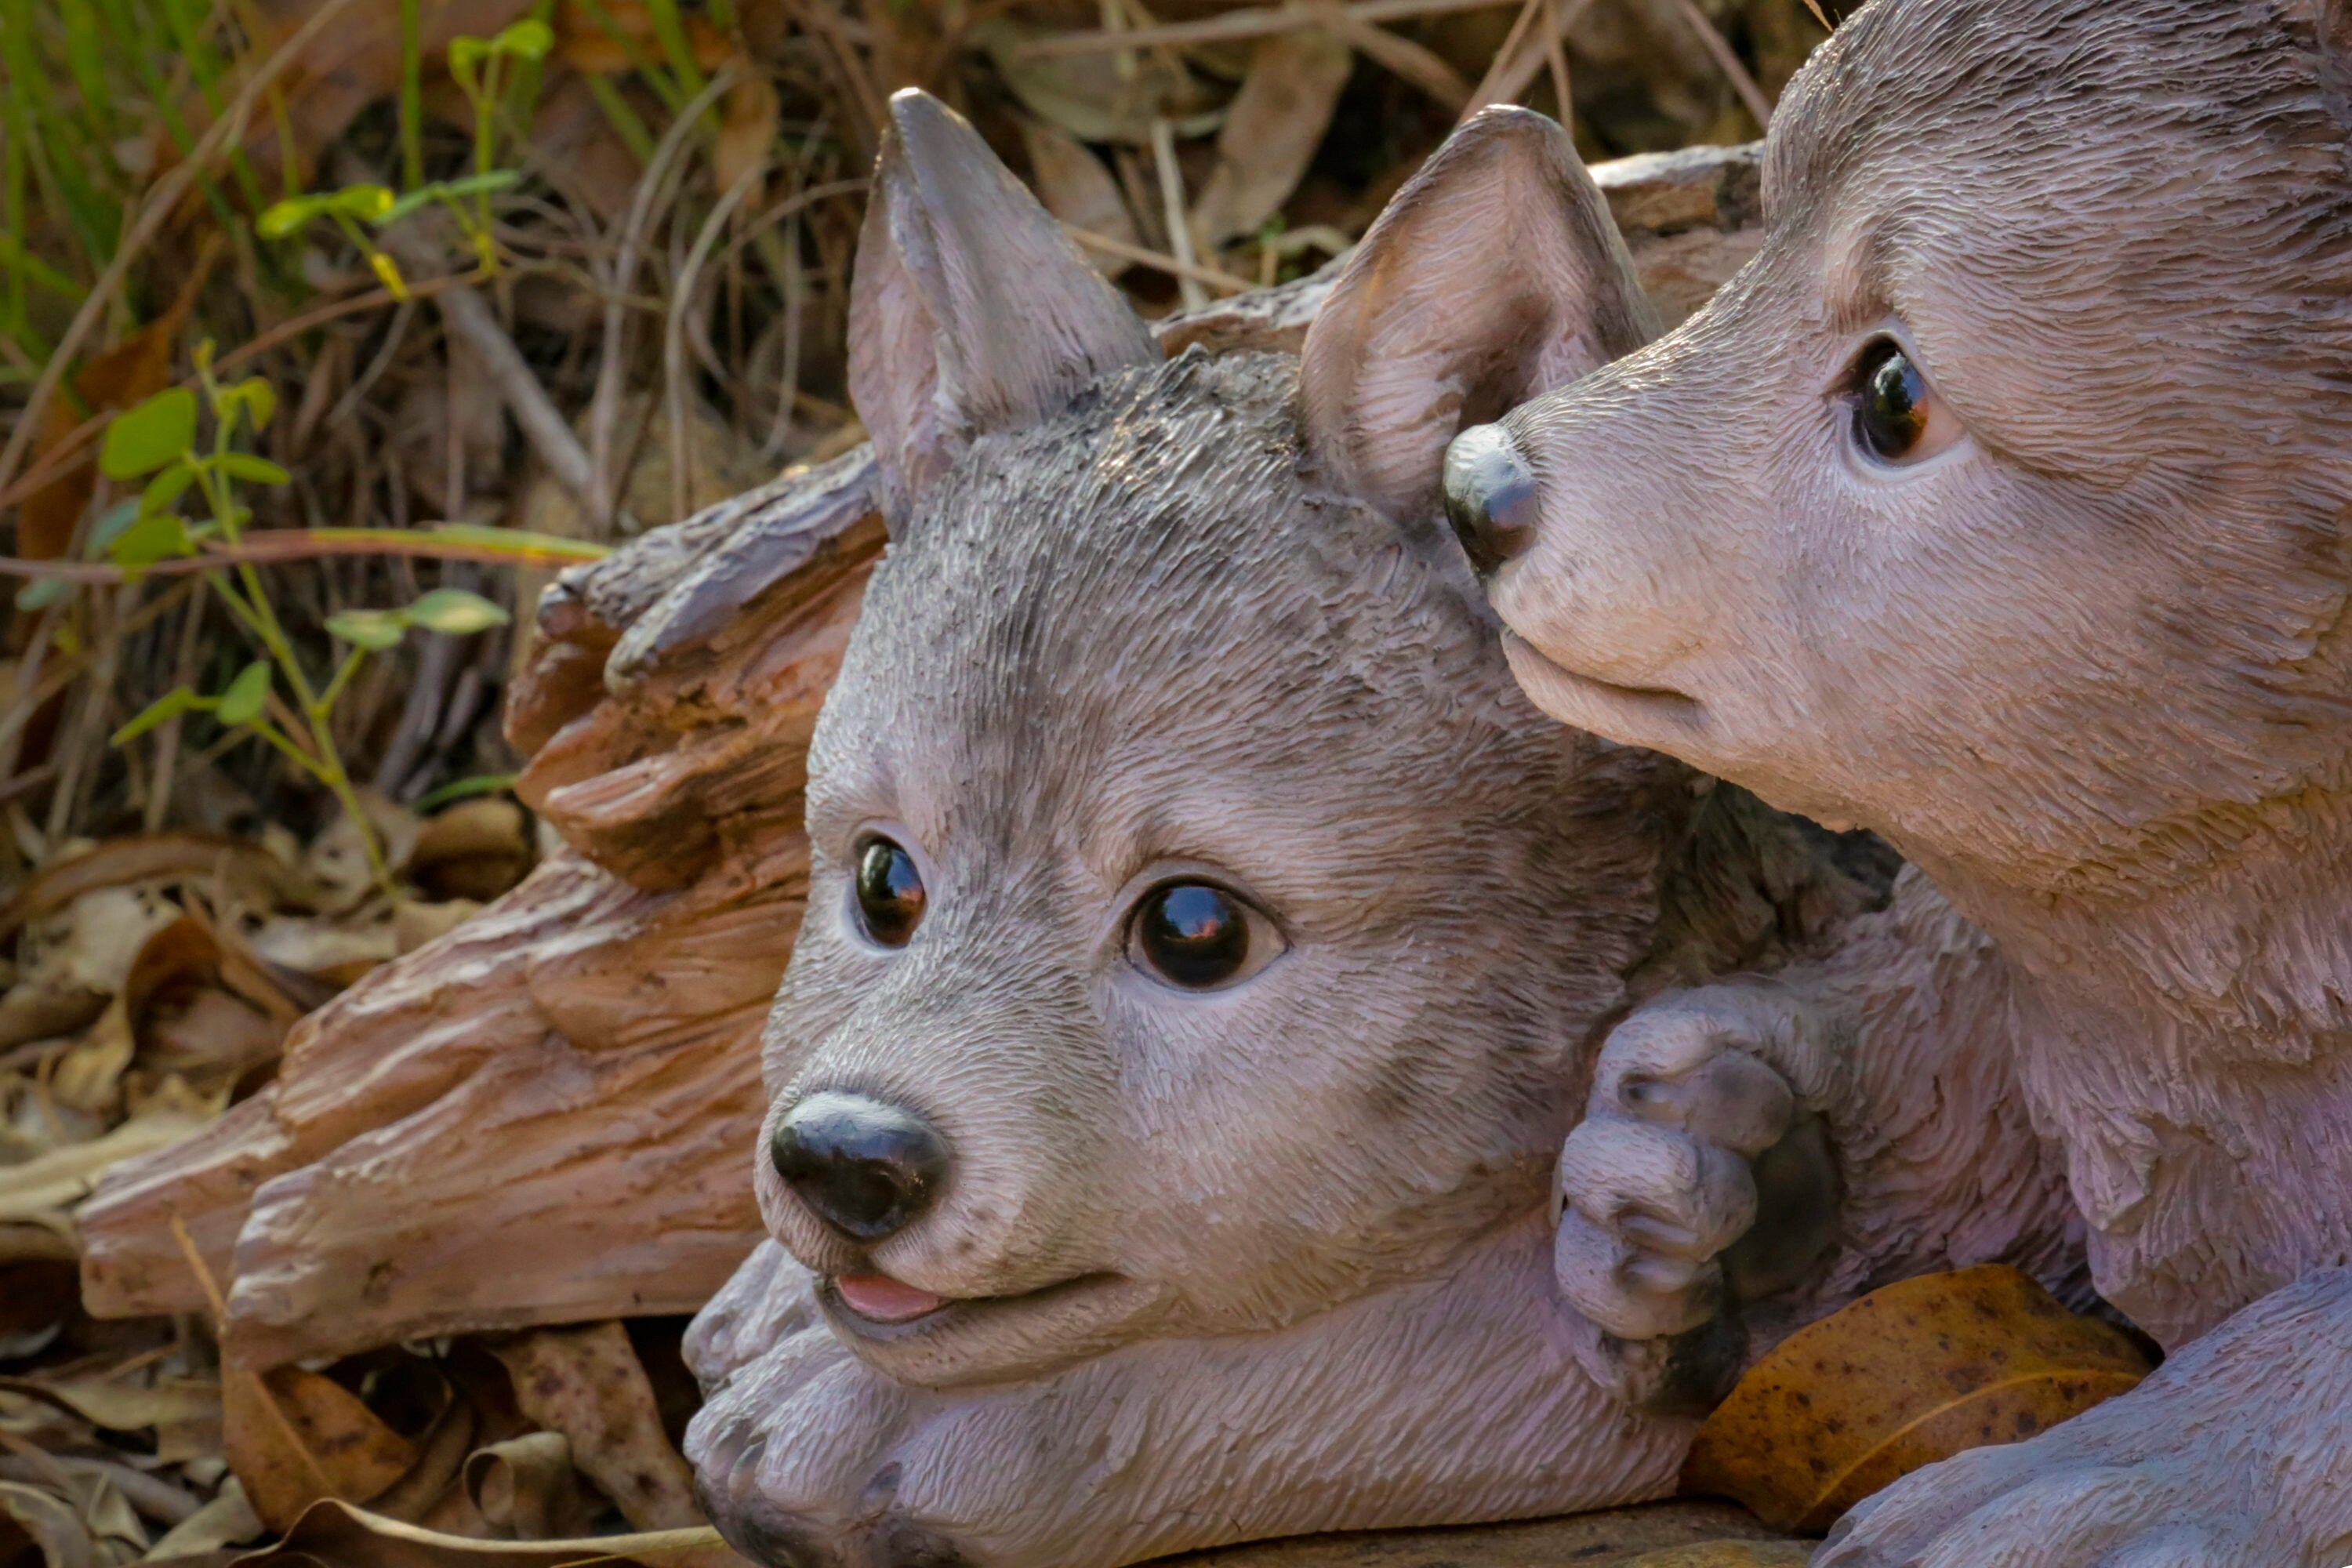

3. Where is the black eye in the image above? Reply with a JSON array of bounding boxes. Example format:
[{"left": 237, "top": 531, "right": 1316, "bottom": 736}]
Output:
[
  {"left": 854, "top": 837, "right": 925, "bottom": 947},
  {"left": 1131, "top": 883, "right": 1251, "bottom": 989},
  {"left": 1853, "top": 339, "right": 1933, "bottom": 461}
]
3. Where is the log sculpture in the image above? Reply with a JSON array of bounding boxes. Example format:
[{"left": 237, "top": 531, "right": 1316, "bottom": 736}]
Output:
[{"left": 78, "top": 142, "right": 1768, "bottom": 1368}]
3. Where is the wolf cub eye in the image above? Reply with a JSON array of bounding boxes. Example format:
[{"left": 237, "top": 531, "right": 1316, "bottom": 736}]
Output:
[
  {"left": 1849, "top": 338, "right": 1962, "bottom": 465},
  {"left": 854, "top": 837, "right": 926, "bottom": 947},
  {"left": 1129, "top": 882, "right": 1274, "bottom": 990}
]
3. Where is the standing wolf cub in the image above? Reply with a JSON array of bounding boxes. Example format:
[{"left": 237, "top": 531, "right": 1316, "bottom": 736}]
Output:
[
  {"left": 682, "top": 92, "right": 2080, "bottom": 1568},
  {"left": 1453, "top": 0, "right": 2352, "bottom": 1561}
]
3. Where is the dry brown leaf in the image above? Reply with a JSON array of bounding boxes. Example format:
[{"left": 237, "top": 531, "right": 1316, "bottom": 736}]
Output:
[
  {"left": 392, "top": 901, "right": 484, "bottom": 957},
  {"left": 463, "top": 1433, "right": 594, "bottom": 1541},
  {"left": 1682, "top": 1265, "right": 2154, "bottom": 1532},
  {"left": 487, "top": 1326, "right": 699, "bottom": 1532},
  {"left": 407, "top": 802, "right": 533, "bottom": 905},
  {"left": 0, "top": 839, "right": 283, "bottom": 949},
  {"left": 0, "top": 1478, "right": 97, "bottom": 1568},
  {"left": 229, "top": 1499, "right": 752, "bottom": 1568},
  {"left": 0, "top": 1374, "right": 221, "bottom": 1440},
  {"left": 364, "top": 1397, "right": 477, "bottom": 1529},
  {"left": 145, "top": 1478, "right": 265, "bottom": 1561},
  {"left": 1018, "top": 119, "right": 1138, "bottom": 278},
  {"left": 224, "top": 1363, "right": 421, "bottom": 1534},
  {"left": 1188, "top": 29, "right": 1354, "bottom": 251},
  {"left": 971, "top": 17, "right": 1214, "bottom": 144},
  {"left": 51, "top": 1001, "right": 134, "bottom": 1118},
  {"left": 301, "top": 799, "right": 421, "bottom": 915},
  {"left": 0, "top": 1095, "right": 216, "bottom": 1232}
]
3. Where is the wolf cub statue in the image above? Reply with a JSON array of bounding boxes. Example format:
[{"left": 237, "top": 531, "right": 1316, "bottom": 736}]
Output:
[
  {"left": 1452, "top": 0, "right": 2352, "bottom": 1561},
  {"left": 681, "top": 93, "right": 2079, "bottom": 1568}
]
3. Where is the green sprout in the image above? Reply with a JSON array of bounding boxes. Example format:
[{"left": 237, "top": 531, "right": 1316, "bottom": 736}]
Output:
[
  {"left": 254, "top": 19, "right": 550, "bottom": 283},
  {"left": 100, "top": 351, "right": 513, "bottom": 898}
]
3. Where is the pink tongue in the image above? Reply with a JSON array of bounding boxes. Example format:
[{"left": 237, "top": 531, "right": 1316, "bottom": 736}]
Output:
[{"left": 836, "top": 1272, "right": 949, "bottom": 1323}]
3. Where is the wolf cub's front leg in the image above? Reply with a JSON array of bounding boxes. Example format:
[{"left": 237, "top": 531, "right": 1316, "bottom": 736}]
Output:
[{"left": 1557, "top": 869, "right": 2085, "bottom": 1412}]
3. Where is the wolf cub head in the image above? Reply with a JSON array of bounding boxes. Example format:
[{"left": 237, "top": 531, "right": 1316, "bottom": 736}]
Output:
[
  {"left": 752, "top": 91, "right": 1693, "bottom": 1391},
  {"left": 1446, "top": 0, "right": 2352, "bottom": 903}
]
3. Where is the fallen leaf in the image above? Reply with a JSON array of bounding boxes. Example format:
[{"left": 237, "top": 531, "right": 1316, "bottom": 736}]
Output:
[
  {"left": 1188, "top": 29, "right": 1354, "bottom": 251},
  {"left": 0, "top": 838, "right": 284, "bottom": 948},
  {"left": 463, "top": 1433, "right": 595, "bottom": 1541},
  {"left": 223, "top": 1362, "right": 421, "bottom": 1533},
  {"left": 364, "top": 1395, "right": 476, "bottom": 1527},
  {"left": 1018, "top": 118, "right": 1138, "bottom": 278},
  {"left": 145, "top": 1478, "right": 265, "bottom": 1561},
  {"left": 0, "top": 1477, "right": 96, "bottom": 1568},
  {"left": 300, "top": 797, "right": 420, "bottom": 914},
  {"left": 230, "top": 1498, "right": 752, "bottom": 1567},
  {"left": 0, "top": 1373, "right": 221, "bottom": 1439},
  {"left": 486, "top": 1326, "right": 699, "bottom": 1532},
  {"left": 1682, "top": 1265, "right": 2154, "bottom": 1533},
  {"left": 971, "top": 17, "right": 1215, "bottom": 144},
  {"left": 406, "top": 801, "right": 532, "bottom": 905},
  {"left": 0, "top": 1098, "right": 216, "bottom": 1233},
  {"left": 392, "top": 902, "right": 483, "bottom": 957},
  {"left": 49, "top": 1001, "right": 133, "bottom": 1118}
]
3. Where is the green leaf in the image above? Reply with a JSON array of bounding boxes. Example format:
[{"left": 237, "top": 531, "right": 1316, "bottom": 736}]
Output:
[
  {"left": 111, "top": 686, "right": 208, "bottom": 746},
  {"left": 216, "top": 661, "right": 272, "bottom": 726},
  {"left": 108, "top": 512, "right": 195, "bottom": 569},
  {"left": 325, "top": 608, "right": 408, "bottom": 651},
  {"left": 87, "top": 499, "right": 143, "bottom": 557},
  {"left": 230, "top": 377, "right": 277, "bottom": 433},
  {"left": 415, "top": 771, "right": 517, "bottom": 811},
  {"left": 216, "top": 453, "right": 292, "bottom": 486},
  {"left": 489, "top": 18, "right": 553, "bottom": 58},
  {"left": 100, "top": 388, "right": 198, "bottom": 479},
  {"left": 256, "top": 194, "right": 329, "bottom": 239},
  {"left": 14, "top": 578, "right": 71, "bottom": 612},
  {"left": 140, "top": 463, "right": 198, "bottom": 517},
  {"left": 376, "top": 172, "right": 523, "bottom": 227},
  {"left": 405, "top": 586, "right": 511, "bottom": 635},
  {"left": 327, "top": 183, "right": 396, "bottom": 221},
  {"left": 448, "top": 34, "right": 489, "bottom": 74}
]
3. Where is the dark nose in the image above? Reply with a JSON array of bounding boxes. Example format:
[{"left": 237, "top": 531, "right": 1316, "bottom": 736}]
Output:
[
  {"left": 1442, "top": 424, "right": 1541, "bottom": 576},
  {"left": 770, "top": 1091, "right": 951, "bottom": 1241}
]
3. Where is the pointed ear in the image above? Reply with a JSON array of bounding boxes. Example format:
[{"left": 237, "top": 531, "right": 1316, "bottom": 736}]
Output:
[
  {"left": 1299, "top": 107, "right": 1658, "bottom": 521},
  {"left": 848, "top": 89, "right": 1160, "bottom": 524}
]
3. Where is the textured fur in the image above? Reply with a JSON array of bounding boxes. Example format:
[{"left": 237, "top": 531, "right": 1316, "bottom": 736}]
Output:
[
  {"left": 1467, "top": 2, "right": 2352, "bottom": 1560},
  {"left": 683, "top": 93, "right": 2078, "bottom": 1568}
]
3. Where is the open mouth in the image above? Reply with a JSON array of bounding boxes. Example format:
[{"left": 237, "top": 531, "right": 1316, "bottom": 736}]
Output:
[
  {"left": 815, "top": 1269, "right": 1167, "bottom": 1386},
  {"left": 1500, "top": 630, "right": 1704, "bottom": 735}
]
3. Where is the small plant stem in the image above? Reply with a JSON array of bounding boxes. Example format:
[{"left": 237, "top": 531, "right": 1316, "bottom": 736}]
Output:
[
  {"left": 315, "top": 648, "right": 366, "bottom": 714},
  {"left": 399, "top": 0, "right": 425, "bottom": 191},
  {"left": 239, "top": 713, "right": 325, "bottom": 776},
  {"left": 193, "top": 404, "right": 397, "bottom": 898}
]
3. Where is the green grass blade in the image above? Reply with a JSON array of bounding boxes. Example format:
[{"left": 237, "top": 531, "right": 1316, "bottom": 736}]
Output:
[{"left": 400, "top": 0, "right": 423, "bottom": 190}]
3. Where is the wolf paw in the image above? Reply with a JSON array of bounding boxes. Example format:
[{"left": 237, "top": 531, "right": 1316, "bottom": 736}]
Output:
[
  {"left": 1554, "top": 982, "right": 1845, "bottom": 1410},
  {"left": 1816, "top": 1445, "right": 2256, "bottom": 1567}
]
